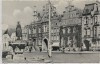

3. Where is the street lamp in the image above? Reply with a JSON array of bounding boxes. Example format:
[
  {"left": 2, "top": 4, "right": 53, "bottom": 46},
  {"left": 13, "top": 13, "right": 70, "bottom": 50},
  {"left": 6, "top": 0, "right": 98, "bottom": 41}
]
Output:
[{"left": 48, "top": 0, "right": 52, "bottom": 57}]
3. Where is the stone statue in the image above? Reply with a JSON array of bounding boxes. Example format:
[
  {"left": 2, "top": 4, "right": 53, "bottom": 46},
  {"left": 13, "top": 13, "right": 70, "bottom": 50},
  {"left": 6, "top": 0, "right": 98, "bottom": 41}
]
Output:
[{"left": 16, "top": 21, "right": 22, "bottom": 40}]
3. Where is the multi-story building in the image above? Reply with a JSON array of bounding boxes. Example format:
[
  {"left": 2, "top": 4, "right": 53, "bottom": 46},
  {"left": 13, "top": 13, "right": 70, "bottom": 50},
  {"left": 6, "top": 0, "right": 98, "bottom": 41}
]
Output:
[
  {"left": 41, "top": 2, "right": 60, "bottom": 51},
  {"left": 60, "top": 5, "right": 82, "bottom": 51},
  {"left": 82, "top": 1, "right": 100, "bottom": 50},
  {"left": 26, "top": 3, "right": 60, "bottom": 51},
  {"left": 22, "top": 25, "right": 29, "bottom": 40},
  {"left": 29, "top": 6, "right": 42, "bottom": 51},
  {"left": 51, "top": 12, "right": 61, "bottom": 51},
  {"left": 36, "top": 13, "right": 42, "bottom": 49}
]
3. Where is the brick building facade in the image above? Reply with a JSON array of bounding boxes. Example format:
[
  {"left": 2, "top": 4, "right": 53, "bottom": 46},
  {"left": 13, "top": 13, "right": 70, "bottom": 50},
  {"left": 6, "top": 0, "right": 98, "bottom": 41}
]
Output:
[{"left": 60, "top": 5, "right": 82, "bottom": 51}]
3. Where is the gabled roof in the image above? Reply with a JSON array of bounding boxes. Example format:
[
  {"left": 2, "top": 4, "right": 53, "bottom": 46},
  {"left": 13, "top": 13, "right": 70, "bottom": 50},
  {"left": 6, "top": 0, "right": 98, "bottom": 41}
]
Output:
[
  {"left": 82, "top": 3, "right": 99, "bottom": 16},
  {"left": 3, "top": 28, "right": 16, "bottom": 37},
  {"left": 61, "top": 5, "right": 82, "bottom": 26},
  {"left": 41, "top": 2, "right": 58, "bottom": 23}
]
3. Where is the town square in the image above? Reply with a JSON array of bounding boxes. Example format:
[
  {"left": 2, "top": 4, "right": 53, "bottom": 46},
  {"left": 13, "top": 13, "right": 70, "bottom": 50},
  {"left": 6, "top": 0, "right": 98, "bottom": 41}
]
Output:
[{"left": 2, "top": 0, "right": 100, "bottom": 63}]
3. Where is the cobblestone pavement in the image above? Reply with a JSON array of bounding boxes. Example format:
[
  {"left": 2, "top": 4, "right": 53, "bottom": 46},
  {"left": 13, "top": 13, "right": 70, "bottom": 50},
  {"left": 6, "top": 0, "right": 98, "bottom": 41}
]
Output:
[{"left": 2, "top": 51, "right": 100, "bottom": 63}]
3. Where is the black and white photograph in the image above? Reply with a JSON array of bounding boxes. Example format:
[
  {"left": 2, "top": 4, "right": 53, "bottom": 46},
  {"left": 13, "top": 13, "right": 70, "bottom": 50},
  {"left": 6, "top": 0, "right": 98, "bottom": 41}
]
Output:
[{"left": 2, "top": 0, "right": 100, "bottom": 63}]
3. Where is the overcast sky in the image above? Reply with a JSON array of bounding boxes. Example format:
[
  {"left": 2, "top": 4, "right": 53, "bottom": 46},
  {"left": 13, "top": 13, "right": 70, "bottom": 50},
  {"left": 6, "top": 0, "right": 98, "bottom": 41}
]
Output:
[{"left": 2, "top": 0, "right": 98, "bottom": 30}]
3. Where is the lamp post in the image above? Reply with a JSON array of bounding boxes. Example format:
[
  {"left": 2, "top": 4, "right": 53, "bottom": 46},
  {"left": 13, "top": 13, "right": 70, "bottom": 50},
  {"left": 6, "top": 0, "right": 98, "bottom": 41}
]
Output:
[{"left": 48, "top": 0, "right": 52, "bottom": 57}]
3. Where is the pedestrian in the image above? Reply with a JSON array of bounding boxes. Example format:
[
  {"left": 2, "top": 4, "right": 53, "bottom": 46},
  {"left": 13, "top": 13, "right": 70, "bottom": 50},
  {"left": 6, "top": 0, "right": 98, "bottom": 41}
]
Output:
[
  {"left": 29, "top": 46, "right": 31, "bottom": 52},
  {"left": 29, "top": 46, "right": 32, "bottom": 52},
  {"left": 24, "top": 57, "right": 26, "bottom": 60},
  {"left": 39, "top": 47, "right": 42, "bottom": 52},
  {"left": 11, "top": 54, "right": 13, "bottom": 59}
]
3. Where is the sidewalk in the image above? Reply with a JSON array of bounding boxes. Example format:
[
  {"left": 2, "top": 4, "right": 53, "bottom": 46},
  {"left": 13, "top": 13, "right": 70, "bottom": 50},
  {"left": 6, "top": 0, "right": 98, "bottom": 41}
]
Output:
[
  {"left": 42, "top": 51, "right": 100, "bottom": 54},
  {"left": 3, "top": 51, "right": 100, "bottom": 63}
]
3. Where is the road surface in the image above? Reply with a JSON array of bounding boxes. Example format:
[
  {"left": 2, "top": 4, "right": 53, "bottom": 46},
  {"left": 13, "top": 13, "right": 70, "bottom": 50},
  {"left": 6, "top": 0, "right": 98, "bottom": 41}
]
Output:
[{"left": 2, "top": 51, "right": 100, "bottom": 63}]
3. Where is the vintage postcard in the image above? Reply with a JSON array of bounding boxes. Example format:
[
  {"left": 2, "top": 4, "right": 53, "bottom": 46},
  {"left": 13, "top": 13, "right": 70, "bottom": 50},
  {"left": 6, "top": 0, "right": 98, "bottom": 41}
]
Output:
[{"left": 2, "top": 0, "right": 100, "bottom": 63}]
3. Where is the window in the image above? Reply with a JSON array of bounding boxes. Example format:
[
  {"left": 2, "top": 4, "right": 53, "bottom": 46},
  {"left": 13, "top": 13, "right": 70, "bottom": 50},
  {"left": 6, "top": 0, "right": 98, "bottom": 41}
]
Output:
[
  {"left": 68, "top": 27, "right": 70, "bottom": 33},
  {"left": 73, "top": 27, "right": 76, "bottom": 33},
  {"left": 95, "top": 16, "right": 98, "bottom": 24},
  {"left": 94, "top": 27, "right": 97, "bottom": 37},
  {"left": 43, "top": 25, "right": 46, "bottom": 32},
  {"left": 52, "top": 35, "right": 54, "bottom": 40},
  {"left": 46, "top": 26, "right": 48, "bottom": 32},
  {"left": 52, "top": 36, "right": 53, "bottom": 40},
  {"left": 57, "top": 28, "right": 59, "bottom": 32},
  {"left": 63, "top": 11, "right": 66, "bottom": 13},
  {"left": 43, "top": 9, "right": 45, "bottom": 11},
  {"left": 29, "top": 29, "right": 31, "bottom": 34},
  {"left": 91, "top": 17, "right": 93, "bottom": 24},
  {"left": 54, "top": 35, "right": 56, "bottom": 40},
  {"left": 33, "top": 28, "right": 36, "bottom": 34},
  {"left": 63, "top": 28, "right": 65, "bottom": 34},
  {"left": 51, "top": 29, "right": 53, "bottom": 33},
  {"left": 87, "top": 29, "right": 90, "bottom": 36},
  {"left": 56, "top": 23, "right": 57, "bottom": 25},
  {"left": 84, "top": 17, "right": 88, "bottom": 25},
  {"left": 57, "top": 36, "right": 59, "bottom": 40},
  {"left": 39, "top": 28, "right": 41, "bottom": 33},
  {"left": 68, "top": 37, "right": 70, "bottom": 44}
]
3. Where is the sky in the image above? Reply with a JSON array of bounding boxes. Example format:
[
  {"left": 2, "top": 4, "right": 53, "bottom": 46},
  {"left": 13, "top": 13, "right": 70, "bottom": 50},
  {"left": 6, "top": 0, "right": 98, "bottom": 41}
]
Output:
[{"left": 2, "top": 0, "right": 98, "bottom": 30}]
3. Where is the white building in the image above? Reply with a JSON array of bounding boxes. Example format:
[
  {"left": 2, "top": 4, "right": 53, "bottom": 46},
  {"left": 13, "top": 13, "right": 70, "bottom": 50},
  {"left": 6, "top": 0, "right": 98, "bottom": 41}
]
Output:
[
  {"left": 82, "top": 1, "right": 100, "bottom": 50},
  {"left": 2, "top": 34, "right": 10, "bottom": 51}
]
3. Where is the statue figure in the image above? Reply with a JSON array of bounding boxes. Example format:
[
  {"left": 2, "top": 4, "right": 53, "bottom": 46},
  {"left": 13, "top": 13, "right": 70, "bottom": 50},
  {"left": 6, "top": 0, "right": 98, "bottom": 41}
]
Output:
[{"left": 16, "top": 21, "right": 22, "bottom": 40}]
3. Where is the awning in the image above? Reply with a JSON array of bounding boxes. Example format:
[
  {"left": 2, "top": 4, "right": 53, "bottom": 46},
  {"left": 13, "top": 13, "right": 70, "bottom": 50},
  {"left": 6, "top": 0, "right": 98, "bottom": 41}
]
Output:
[{"left": 52, "top": 42, "right": 59, "bottom": 47}]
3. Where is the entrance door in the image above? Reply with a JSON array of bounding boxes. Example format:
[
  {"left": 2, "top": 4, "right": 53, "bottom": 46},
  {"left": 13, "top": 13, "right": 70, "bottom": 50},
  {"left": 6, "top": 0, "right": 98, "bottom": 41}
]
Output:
[
  {"left": 84, "top": 40, "right": 90, "bottom": 51},
  {"left": 44, "top": 39, "right": 48, "bottom": 50},
  {"left": 33, "top": 39, "right": 37, "bottom": 51}
]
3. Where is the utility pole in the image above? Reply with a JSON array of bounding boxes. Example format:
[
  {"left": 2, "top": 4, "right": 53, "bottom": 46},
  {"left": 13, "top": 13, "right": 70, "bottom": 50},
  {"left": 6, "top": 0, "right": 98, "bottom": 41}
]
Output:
[{"left": 48, "top": 0, "right": 52, "bottom": 57}]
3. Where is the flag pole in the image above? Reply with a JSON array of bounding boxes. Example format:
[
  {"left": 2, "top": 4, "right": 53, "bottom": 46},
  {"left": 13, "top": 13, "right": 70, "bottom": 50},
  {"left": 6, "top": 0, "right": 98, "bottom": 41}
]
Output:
[{"left": 48, "top": 0, "right": 52, "bottom": 57}]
